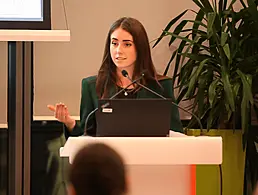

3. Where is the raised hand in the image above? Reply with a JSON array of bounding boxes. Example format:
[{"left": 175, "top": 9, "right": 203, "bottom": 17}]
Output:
[{"left": 47, "top": 103, "right": 75, "bottom": 130}]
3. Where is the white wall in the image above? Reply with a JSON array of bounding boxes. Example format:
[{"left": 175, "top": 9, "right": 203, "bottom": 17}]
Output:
[{"left": 0, "top": 0, "right": 197, "bottom": 124}]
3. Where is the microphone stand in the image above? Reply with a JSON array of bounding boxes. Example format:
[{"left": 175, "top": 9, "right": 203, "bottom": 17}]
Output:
[
  {"left": 122, "top": 70, "right": 203, "bottom": 132},
  {"left": 83, "top": 73, "right": 145, "bottom": 136}
]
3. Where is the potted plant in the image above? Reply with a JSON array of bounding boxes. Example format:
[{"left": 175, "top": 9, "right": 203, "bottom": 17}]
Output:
[{"left": 152, "top": 0, "right": 258, "bottom": 194}]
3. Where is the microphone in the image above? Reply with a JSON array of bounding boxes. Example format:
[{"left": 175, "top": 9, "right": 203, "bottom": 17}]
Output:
[
  {"left": 121, "top": 69, "right": 203, "bottom": 132},
  {"left": 83, "top": 73, "right": 145, "bottom": 136}
]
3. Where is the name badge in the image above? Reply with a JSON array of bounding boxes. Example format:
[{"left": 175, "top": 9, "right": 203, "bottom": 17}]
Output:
[{"left": 102, "top": 108, "right": 113, "bottom": 113}]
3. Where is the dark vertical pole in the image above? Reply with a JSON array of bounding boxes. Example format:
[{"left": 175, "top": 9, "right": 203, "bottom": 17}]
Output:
[
  {"left": 8, "top": 41, "right": 33, "bottom": 195},
  {"left": 23, "top": 42, "right": 32, "bottom": 195},
  {"left": 8, "top": 41, "right": 23, "bottom": 195}
]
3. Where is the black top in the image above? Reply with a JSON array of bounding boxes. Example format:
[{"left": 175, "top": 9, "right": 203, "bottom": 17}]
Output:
[
  {"left": 64, "top": 76, "right": 183, "bottom": 138},
  {"left": 115, "top": 86, "right": 137, "bottom": 99}
]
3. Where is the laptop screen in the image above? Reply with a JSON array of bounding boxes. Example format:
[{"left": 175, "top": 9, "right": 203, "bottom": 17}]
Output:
[{"left": 96, "top": 99, "right": 172, "bottom": 137}]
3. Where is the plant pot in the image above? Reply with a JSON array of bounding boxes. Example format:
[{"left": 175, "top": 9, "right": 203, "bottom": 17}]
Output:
[{"left": 186, "top": 129, "right": 246, "bottom": 195}]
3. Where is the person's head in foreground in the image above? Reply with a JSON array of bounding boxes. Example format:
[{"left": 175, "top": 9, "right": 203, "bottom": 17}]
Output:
[{"left": 68, "top": 143, "right": 127, "bottom": 195}]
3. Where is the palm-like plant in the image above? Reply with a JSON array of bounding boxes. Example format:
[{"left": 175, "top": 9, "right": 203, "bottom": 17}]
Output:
[{"left": 153, "top": 0, "right": 258, "bottom": 135}]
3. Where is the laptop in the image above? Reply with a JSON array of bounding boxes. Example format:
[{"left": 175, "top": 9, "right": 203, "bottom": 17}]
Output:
[{"left": 95, "top": 99, "right": 172, "bottom": 137}]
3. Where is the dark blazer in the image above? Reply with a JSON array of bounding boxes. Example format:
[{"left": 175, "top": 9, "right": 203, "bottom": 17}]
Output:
[{"left": 65, "top": 75, "right": 183, "bottom": 138}]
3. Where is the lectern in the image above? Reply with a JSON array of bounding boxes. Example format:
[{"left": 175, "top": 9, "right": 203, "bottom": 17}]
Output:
[{"left": 60, "top": 135, "right": 222, "bottom": 195}]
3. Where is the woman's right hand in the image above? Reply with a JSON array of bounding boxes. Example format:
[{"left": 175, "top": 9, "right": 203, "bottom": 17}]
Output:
[{"left": 47, "top": 103, "right": 76, "bottom": 130}]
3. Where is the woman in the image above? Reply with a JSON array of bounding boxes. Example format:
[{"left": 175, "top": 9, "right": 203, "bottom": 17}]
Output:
[{"left": 48, "top": 17, "right": 183, "bottom": 137}]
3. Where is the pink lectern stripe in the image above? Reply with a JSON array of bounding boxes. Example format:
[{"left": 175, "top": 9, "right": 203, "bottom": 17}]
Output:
[{"left": 191, "top": 165, "right": 196, "bottom": 195}]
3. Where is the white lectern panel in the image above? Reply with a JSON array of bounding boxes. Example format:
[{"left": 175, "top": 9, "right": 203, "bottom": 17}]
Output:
[
  {"left": 60, "top": 136, "right": 222, "bottom": 165},
  {"left": 60, "top": 135, "right": 222, "bottom": 195}
]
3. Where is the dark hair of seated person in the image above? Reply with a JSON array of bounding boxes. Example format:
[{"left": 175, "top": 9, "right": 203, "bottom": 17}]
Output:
[{"left": 68, "top": 143, "right": 127, "bottom": 195}]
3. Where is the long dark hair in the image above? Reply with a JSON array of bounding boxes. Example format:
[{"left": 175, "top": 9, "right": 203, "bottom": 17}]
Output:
[{"left": 96, "top": 17, "right": 159, "bottom": 98}]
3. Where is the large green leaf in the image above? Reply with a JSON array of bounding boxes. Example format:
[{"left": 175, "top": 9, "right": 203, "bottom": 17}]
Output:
[
  {"left": 172, "top": 38, "right": 188, "bottom": 84},
  {"left": 212, "top": 0, "right": 218, "bottom": 12},
  {"left": 223, "top": 43, "right": 231, "bottom": 61},
  {"left": 196, "top": 73, "right": 208, "bottom": 117},
  {"left": 221, "top": 66, "right": 235, "bottom": 111},
  {"left": 233, "top": 82, "right": 240, "bottom": 98},
  {"left": 208, "top": 78, "right": 220, "bottom": 106},
  {"left": 200, "top": 0, "right": 214, "bottom": 12},
  {"left": 208, "top": 36, "right": 221, "bottom": 60},
  {"left": 241, "top": 97, "right": 249, "bottom": 133},
  {"left": 207, "top": 12, "right": 217, "bottom": 38},
  {"left": 165, "top": 31, "right": 206, "bottom": 48},
  {"left": 152, "top": 10, "right": 188, "bottom": 48},
  {"left": 181, "top": 28, "right": 207, "bottom": 36},
  {"left": 213, "top": 32, "right": 228, "bottom": 67},
  {"left": 223, "top": 0, "right": 228, "bottom": 11},
  {"left": 221, "top": 32, "right": 228, "bottom": 46},
  {"left": 236, "top": 70, "right": 254, "bottom": 105},
  {"left": 163, "top": 49, "right": 178, "bottom": 76},
  {"left": 192, "top": 36, "right": 209, "bottom": 54},
  {"left": 179, "top": 35, "right": 205, "bottom": 69},
  {"left": 169, "top": 20, "right": 188, "bottom": 46},
  {"left": 221, "top": 22, "right": 228, "bottom": 32},
  {"left": 186, "top": 59, "right": 208, "bottom": 97},
  {"left": 176, "top": 87, "right": 189, "bottom": 103},
  {"left": 192, "top": 9, "right": 205, "bottom": 40},
  {"left": 173, "top": 19, "right": 208, "bottom": 29},
  {"left": 236, "top": 70, "right": 253, "bottom": 133},
  {"left": 192, "top": 0, "right": 205, "bottom": 11},
  {"left": 207, "top": 100, "right": 223, "bottom": 130},
  {"left": 219, "top": 0, "right": 228, "bottom": 24},
  {"left": 218, "top": 0, "right": 223, "bottom": 13},
  {"left": 177, "top": 59, "right": 193, "bottom": 89},
  {"left": 183, "top": 53, "right": 212, "bottom": 61}
]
